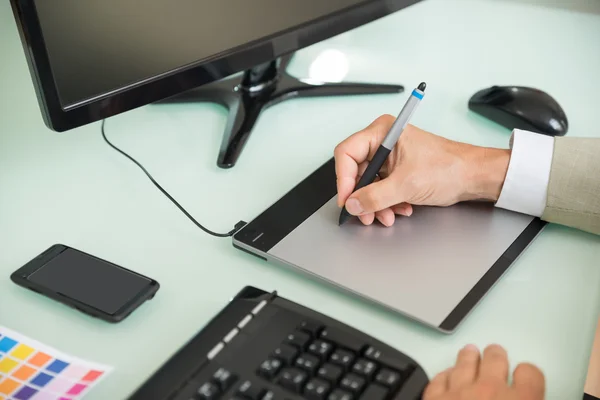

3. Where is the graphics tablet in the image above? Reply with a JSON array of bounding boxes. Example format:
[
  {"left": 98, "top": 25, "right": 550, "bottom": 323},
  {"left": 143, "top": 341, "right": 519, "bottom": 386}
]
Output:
[{"left": 232, "top": 158, "right": 546, "bottom": 333}]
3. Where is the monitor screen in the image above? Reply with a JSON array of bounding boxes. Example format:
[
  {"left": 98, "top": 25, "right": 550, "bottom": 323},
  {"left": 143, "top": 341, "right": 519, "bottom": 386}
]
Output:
[{"left": 34, "top": 0, "right": 367, "bottom": 109}]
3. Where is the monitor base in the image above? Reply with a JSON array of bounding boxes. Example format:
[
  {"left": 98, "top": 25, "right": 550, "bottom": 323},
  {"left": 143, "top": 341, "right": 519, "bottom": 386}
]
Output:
[{"left": 158, "top": 54, "right": 403, "bottom": 169}]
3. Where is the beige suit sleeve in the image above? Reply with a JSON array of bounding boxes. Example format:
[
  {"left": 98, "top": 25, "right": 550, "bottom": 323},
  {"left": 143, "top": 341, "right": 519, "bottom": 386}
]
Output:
[{"left": 541, "top": 137, "right": 600, "bottom": 235}]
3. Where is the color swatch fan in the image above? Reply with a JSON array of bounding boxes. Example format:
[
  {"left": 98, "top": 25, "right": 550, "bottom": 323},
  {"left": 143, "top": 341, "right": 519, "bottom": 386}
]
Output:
[{"left": 0, "top": 326, "right": 111, "bottom": 399}]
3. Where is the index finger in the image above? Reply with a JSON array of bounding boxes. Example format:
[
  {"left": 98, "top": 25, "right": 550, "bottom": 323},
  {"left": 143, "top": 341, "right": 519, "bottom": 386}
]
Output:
[{"left": 333, "top": 115, "right": 395, "bottom": 207}]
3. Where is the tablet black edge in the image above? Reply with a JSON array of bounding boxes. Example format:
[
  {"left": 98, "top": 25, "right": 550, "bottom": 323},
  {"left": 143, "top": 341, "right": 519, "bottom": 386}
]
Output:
[
  {"left": 439, "top": 217, "right": 547, "bottom": 332},
  {"left": 233, "top": 157, "right": 337, "bottom": 253}
]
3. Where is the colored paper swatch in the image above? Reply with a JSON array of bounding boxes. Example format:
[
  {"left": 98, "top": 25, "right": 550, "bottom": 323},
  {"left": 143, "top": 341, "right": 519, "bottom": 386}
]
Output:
[
  {"left": 0, "top": 378, "right": 20, "bottom": 395},
  {"left": 28, "top": 353, "right": 51, "bottom": 368},
  {"left": 12, "top": 365, "right": 36, "bottom": 381},
  {"left": 0, "top": 337, "right": 18, "bottom": 353},
  {"left": 0, "top": 326, "right": 111, "bottom": 399},
  {"left": 11, "top": 345, "right": 34, "bottom": 361},
  {"left": 0, "top": 358, "right": 18, "bottom": 374}
]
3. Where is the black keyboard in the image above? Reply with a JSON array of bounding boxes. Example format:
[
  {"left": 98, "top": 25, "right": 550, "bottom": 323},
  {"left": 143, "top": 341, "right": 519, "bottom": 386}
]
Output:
[{"left": 128, "top": 287, "right": 429, "bottom": 400}]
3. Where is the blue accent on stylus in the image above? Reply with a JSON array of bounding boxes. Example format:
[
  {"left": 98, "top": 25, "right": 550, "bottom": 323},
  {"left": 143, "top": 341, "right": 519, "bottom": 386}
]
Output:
[{"left": 411, "top": 90, "right": 424, "bottom": 100}]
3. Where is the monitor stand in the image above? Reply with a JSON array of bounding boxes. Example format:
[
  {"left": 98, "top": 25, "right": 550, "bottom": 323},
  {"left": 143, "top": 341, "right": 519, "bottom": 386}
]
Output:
[{"left": 158, "top": 54, "right": 403, "bottom": 169}]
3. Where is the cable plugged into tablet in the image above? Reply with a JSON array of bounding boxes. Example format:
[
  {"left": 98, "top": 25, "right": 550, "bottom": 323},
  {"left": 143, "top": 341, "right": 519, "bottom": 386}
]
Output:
[
  {"left": 100, "top": 118, "right": 247, "bottom": 238},
  {"left": 233, "top": 221, "right": 248, "bottom": 233}
]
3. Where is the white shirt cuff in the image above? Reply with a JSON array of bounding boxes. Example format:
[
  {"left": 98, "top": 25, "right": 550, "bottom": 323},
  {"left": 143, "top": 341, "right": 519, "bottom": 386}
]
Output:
[{"left": 495, "top": 129, "right": 554, "bottom": 217}]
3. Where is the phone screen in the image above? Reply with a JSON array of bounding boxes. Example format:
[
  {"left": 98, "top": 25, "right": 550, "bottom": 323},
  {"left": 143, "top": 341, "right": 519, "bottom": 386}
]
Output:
[{"left": 27, "top": 248, "right": 152, "bottom": 315}]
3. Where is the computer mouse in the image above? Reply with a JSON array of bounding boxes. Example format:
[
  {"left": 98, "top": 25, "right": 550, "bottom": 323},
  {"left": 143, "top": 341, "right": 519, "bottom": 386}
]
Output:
[{"left": 468, "top": 86, "right": 568, "bottom": 136}]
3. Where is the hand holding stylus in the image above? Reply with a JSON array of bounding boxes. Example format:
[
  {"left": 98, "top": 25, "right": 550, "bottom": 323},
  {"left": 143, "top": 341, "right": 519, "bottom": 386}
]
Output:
[
  {"left": 338, "top": 82, "right": 426, "bottom": 225},
  {"left": 334, "top": 117, "right": 510, "bottom": 226}
]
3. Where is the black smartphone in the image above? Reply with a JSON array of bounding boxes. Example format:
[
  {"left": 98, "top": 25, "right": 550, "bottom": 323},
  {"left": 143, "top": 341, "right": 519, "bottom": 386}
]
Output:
[{"left": 11, "top": 244, "right": 159, "bottom": 323}]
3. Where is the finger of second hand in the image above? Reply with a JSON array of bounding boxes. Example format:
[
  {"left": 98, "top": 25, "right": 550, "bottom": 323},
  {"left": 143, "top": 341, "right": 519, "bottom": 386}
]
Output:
[
  {"left": 479, "top": 344, "right": 510, "bottom": 384},
  {"left": 512, "top": 363, "right": 545, "bottom": 399},
  {"left": 422, "top": 368, "right": 452, "bottom": 400},
  {"left": 449, "top": 345, "right": 481, "bottom": 390}
]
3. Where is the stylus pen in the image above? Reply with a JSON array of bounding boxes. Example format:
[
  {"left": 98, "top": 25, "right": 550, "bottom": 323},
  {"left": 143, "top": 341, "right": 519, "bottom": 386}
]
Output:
[{"left": 339, "top": 82, "right": 426, "bottom": 225}]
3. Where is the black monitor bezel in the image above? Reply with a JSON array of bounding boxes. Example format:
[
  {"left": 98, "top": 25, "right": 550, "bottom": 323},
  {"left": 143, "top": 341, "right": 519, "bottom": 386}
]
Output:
[{"left": 9, "top": 0, "right": 421, "bottom": 132}]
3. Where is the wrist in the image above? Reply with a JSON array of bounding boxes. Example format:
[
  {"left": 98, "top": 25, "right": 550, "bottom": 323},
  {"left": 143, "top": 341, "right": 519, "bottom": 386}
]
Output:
[{"left": 463, "top": 145, "right": 511, "bottom": 202}]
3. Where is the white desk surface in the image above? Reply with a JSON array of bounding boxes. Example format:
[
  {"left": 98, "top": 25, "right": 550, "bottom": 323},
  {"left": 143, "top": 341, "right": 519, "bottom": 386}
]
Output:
[{"left": 2, "top": 0, "right": 600, "bottom": 399}]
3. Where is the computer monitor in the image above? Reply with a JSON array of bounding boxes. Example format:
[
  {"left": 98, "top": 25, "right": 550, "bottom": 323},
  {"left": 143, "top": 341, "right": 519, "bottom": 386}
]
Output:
[{"left": 10, "top": 0, "right": 421, "bottom": 168}]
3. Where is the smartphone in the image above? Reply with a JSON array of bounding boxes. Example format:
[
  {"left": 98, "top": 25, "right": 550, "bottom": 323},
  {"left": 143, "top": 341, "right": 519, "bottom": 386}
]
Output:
[{"left": 11, "top": 244, "right": 159, "bottom": 323}]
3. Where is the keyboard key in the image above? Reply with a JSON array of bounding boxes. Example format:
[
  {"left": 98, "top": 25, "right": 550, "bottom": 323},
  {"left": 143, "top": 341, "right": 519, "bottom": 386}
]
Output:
[
  {"left": 237, "top": 380, "right": 266, "bottom": 400},
  {"left": 298, "top": 321, "right": 324, "bottom": 337},
  {"left": 260, "top": 391, "right": 276, "bottom": 400},
  {"left": 207, "top": 342, "right": 225, "bottom": 360},
  {"left": 375, "top": 368, "right": 402, "bottom": 388},
  {"left": 213, "top": 367, "right": 237, "bottom": 391},
  {"left": 339, "top": 373, "right": 365, "bottom": 394},
  {"left": 272, "top": 344, "right": 298, "bottom": 365},
  {"left": 277, "top": 367, "right": 308, "bottom": 393},
  {"left": 351, "top": 358, "right": 377, "bottom": 378},
  {"left": 308, "top": 340, "right": 334, "bottom": 359},
  {"left": 303, "top": 377, "right": 331, "bottom": 399},
  {"left": 329, "top": 349, "right": 355, "bottom": 369},
  {"left": 258, "top": 358, "right": 282, "bottom": 379},
  {"left": 358, "top": 383, "right": 388, "bottom": 400},
  {"left": 327, "top": 389, "right": 353, "bottom": 400},
  {"left": 317, "top": 363, "right": 343, "bottom": 383},
  {"left": 286, "top": 331, "right": 311, "bottom": 350},
  {"left": 197, "top": 382, "right": 220, "bottom": 399},
  {"left": 320, "top": 328, "right": 364, "bottom": 353},
  {"left": 295, "top": 353, "right": 320, "bottom": 374},
  {"left": 251, "top": 299, "right": 268, "bottom": 315},
  {"left": 364, "top": 346, "right": 412, "bottom": 372}
]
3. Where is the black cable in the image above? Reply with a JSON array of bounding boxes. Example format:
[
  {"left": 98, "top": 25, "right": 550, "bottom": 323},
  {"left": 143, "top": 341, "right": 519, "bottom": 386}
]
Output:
[{"left": 100, "top": 119, "right": 244, "bottom": 237}]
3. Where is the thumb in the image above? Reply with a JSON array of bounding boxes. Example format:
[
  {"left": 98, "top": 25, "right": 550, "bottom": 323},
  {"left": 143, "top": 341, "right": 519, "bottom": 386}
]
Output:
[{"left": 345, "top": 177, "right": 403, "bottom": 215}]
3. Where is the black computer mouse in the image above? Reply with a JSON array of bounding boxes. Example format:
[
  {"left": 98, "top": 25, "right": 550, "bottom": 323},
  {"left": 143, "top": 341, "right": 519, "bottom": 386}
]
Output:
[{"left": 468, "top": 86, "right": 568, "bottom": 136}]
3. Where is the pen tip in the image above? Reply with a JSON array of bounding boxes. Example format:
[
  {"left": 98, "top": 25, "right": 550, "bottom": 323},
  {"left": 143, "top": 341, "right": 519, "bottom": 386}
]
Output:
[
  {"left": 338, "top": 208, "right": 350, "bottom": 226},
  {"left": 418, "top": 82, "right": 426, "bottom": 91}
]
